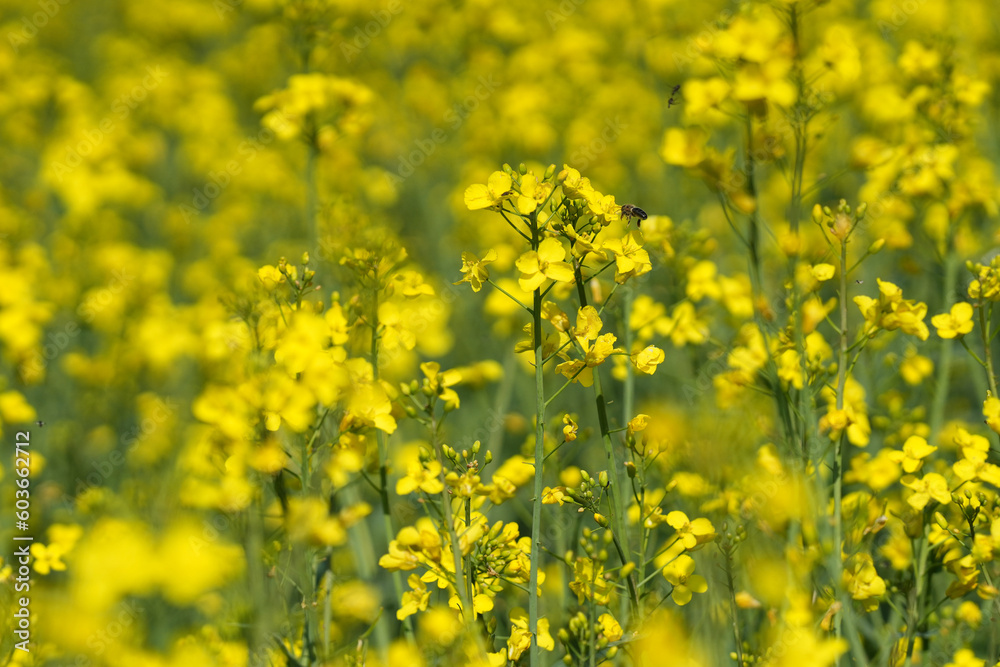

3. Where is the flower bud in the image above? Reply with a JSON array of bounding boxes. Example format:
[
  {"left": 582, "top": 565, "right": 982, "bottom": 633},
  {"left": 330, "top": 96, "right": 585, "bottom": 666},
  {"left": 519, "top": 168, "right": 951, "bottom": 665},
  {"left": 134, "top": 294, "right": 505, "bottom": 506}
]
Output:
[
  {"left": 625, "top": 461, "right": 637, "bottom": 478},
  {"left": 519, "top": 162, "right": 527, "bottom": 175},
  {"left": 868, "top": 239, "right": 885, "bottom": 254},
  {"left": 593, "top": 513, "right": 610, "bottom": 528},
  {"left": 598, "top": 470, "right": 609, "bottom": 487}
]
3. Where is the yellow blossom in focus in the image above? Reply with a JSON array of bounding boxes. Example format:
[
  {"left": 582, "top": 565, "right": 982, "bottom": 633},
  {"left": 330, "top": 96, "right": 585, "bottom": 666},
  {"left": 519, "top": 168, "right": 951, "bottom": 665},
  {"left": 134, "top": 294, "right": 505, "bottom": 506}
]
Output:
[
  {"left": 633, "top": 345, "right": 665, "bottom": 374},
  {"left": 507, "top": 608, "right": 553, "bottom": 661},
  {"left": 888, "top": 435, "right": 937, "bottom": 473},
  {"left": 516, "top": 173, "right": 553, "bottom": 215},
  {"left": 598, "top": 612, "right": 623, "bottom": 641},
  {"left": 397, "top": 574, "right": 430, "bottom": 620},
  {"left": 662, "top": 554, "right": 708, "bottom": 605},
  {"left": 562, "top": 413, "right": 578, "bottom": 441},
  {"left": 515, "top": 238, "right": 575, "bottom": 292},
  {"left": 397, "top": 460, "right": 444, "bottom": 495},
  {"left": 843, "top": 553, "right": 886, "bottom": 612},
  {"left": 603, "top": 231, "right": 652, "bottom": 284},
  {"left": 901, "top": 472, "right": 951, "bottom": 510},
  {"left": 931, "top": 302, "right": 974, "bottom": 339},
  {"left": 465, "top": 171, "right": 512, "bottom": 210},
  {"left": 666, "top": 511, "right": 716, "bottom": 550},
  {"left": 455, "top": 249, "right": 498, "bottom": 293}
]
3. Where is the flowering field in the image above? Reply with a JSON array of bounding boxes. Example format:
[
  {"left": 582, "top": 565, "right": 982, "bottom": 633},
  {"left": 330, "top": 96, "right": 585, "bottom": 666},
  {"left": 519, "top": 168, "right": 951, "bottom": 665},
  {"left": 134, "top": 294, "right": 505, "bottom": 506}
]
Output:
[{"left": 3, "top": 0, "right": 1000, "bottom": 665}]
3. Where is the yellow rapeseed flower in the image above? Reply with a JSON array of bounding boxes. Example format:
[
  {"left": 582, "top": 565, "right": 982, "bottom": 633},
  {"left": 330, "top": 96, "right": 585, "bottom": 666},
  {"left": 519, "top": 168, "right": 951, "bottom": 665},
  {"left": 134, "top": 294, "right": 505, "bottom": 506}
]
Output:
[
  {"left": 662, "top": 554, "right": 708, "bottom": 605},
  {"left": 464, "top": 171, "right": 512, "bottom": 210},
  {"left": 515, "top": 238, "right": 574, "bottom": 292},
  {"left": 455, "top": 249, "right": 497, "bottom": 293},
  {"left": 931, "top": 302, "right": 975, "bottom": 339}
]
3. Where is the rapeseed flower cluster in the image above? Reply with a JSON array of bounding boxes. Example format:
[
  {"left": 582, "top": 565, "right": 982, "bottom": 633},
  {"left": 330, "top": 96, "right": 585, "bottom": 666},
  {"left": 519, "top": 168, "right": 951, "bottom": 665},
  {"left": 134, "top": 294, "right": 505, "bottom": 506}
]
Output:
[{"left": 5, "top": 0, "right": 1000, "bottom": 666}]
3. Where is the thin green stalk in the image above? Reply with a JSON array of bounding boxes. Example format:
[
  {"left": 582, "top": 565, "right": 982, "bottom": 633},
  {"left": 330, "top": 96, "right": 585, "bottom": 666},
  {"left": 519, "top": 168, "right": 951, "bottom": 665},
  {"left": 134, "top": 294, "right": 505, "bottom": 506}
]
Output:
[
  {"left": 929, "top": 252, "right": 959, "bottom": 440},
  {"left": 744, "top": 112, "right": 762, "bottom": 287},
  {"left": 903, "top": 528, "right": 930, "bottom": 667},
  {"left": 830, "top": 234, "right": 868, "bottom": 667},
  {"left": 528, "top": 212, "right": 547, "bottom": 667},
  {"left": 370, "top": 277, "right": 414, "bottom": 644},
  {"left": 622, "top": 283, "right": 640, "bottom": 615},
  {"left": 588, "top": 595, "right": 597, "bottom": 667},
  {"left": 573, "top": 265, "right": 640, "bottom": 619},
  {"left": 723, "top": 547, "right": 744, "bottom": 666},
  {"left": 728, "top": 113, "right": 795, "bottom": 455},
  {"left": 247, "top": 483, "right": 270, "bottom": 657},
  {"left": 833, "top": 238, "right": 849, "bottom": 647},
  {"left": 980, "top": 303, "right": 999, "bottom": 398},
  {"left": 300, "top": 436, "right": 317, "bottom": 666},
  {"left": 623, "top": 283, "right": 635, "bottom": 427},
  {"left": 429, "top": 413, "right": 473, "bottom": 623}
]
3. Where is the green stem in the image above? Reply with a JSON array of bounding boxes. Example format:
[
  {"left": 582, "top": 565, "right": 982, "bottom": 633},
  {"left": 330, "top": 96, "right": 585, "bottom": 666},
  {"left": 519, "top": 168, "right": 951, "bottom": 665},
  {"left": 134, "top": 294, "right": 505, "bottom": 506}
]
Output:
[
  {"left": 623, "top": 283, "right": 636, "bottom": 427},
  {"left": 573, "top": 266, "right": 640, "bottom": 620},
  {"left": 903, "top": 528, "right": 930, "bottom": 667},
  {"left": 833, "top": 239, "right": 849, "bottom": 648},
  {"left": 529, "top": 213, "right": 547, "bottom": 667},
  {"left": 929, "top": 252, "right": 959, "bottom": 441},
  {"left": 723, "top": 547, "right": 744, "bottom": 666},
  {"left": 980, "top": 303, "right": 999, "bottom": 398},
  {"left": 300, "top": 435, "right": 317, "bottom": 666},
  {"left": 370, "top": 279, "right": 414, "bottom": 644},
  {"left": 430, "top": 413, "right": 473, "bottom": 623}
]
